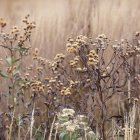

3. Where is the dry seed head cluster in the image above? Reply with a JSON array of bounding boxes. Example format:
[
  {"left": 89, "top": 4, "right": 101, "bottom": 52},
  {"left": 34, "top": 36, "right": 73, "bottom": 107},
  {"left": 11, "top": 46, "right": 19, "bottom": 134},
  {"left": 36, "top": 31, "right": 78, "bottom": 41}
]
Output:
[
  {"left": 11, "top": 26, "right": 20, "bottom": 36},
  {"left": 70, "top": 56, "right": 80, "bottom": 67},
  {"left": 125, "top": 46, "right": 140, "bottom": 57},
  {"left": 66, "top": 35, "right": 88, "bottom": 53},
  {"left": 69, "top": 80, "right": 80, "bottom": 89},
  {"left": 18, "top": 15, "right": 36, "bottom": 45},
  {"left": 37, "top": 57, "right": 46, "bottom": 65},
  {"left": 32, "top": 48, "right": 39, "bottom": 59},
  {"left": 0, "top": 16, "right": 36, "bottom": 58},
  {"left": 0, "top": 18, "right": 7, "bottom": 28},
  {"left": 61, "top": 87, "right": 71, "bottom": 96},
  {"left": 88, "top": 49, "right": 99, "bottom": 66},
  {"left": 30, "top": 80, "right": 45, "bottom": 92},
  {"left": 67, "top": 36, "right": 99, "bottom": 68},
  {"left": 7, "top": 65, "right": 17, "bottom": 74},
  {"left": 50, "top": 53, "right": 65, "bottom": 73},
  {"left": 54, "top": 53, "right": 65, "bottom": 62}
]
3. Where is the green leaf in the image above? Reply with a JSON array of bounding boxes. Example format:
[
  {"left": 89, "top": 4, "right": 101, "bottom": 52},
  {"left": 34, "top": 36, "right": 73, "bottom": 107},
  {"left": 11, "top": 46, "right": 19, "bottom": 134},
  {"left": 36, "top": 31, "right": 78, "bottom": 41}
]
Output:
[
  {"left": 59, "top": 132, "right": 70, "bottom": 140},
  {"left": 6, "top": 56, "right": 19, "bottom": 65},
  {"left": 59, "top": 132, "right": 66, "bottom": 139},
  {"left": 71, "top": 131, "right": 79, "bottom": 140},
  {"left": 6, "top": 57, "right": 12, "bottom": 65},
  {"left": 0, "top": 70, "right": 8, "bottom": 78}
]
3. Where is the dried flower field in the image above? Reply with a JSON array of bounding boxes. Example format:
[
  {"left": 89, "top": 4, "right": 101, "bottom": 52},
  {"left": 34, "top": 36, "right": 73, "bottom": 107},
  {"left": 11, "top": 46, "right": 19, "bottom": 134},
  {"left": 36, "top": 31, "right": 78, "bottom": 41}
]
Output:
[{"left": 0, "top": 0, "right": 140, "bottom": 140}]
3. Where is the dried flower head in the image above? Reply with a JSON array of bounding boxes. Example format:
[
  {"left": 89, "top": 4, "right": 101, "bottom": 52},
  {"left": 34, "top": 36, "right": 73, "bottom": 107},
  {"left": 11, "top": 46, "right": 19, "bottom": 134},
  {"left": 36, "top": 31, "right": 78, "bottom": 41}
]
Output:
[{"left": 0, "top": 17, "right": 7, "bottom": 28}]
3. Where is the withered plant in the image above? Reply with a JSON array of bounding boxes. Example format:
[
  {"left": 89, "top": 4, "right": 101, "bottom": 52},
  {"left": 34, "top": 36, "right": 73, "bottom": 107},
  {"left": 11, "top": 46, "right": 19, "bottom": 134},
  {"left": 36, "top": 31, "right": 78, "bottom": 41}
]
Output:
[{"left": 0, "top": 17, "right": 139, "bottom": 140}]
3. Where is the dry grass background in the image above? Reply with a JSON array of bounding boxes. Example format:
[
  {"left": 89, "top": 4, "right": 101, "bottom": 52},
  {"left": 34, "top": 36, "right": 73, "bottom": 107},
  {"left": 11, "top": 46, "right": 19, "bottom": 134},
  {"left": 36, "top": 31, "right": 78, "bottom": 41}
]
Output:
[
  {"left": 0, "top": 0, "right": 140, "bottom": 58},
  {"left": 0, "top": 0, "right": 140, "bottom": 139}
]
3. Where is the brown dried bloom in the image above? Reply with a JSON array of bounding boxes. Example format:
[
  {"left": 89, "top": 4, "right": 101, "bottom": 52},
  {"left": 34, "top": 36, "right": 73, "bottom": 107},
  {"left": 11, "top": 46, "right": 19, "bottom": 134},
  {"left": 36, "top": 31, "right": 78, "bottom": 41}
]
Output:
[
  {"left": 0, "top": 18, "right": 7, "bottom": 28},
  {"left": 87, "top": 49, "right": 99, "bottom": 66}
]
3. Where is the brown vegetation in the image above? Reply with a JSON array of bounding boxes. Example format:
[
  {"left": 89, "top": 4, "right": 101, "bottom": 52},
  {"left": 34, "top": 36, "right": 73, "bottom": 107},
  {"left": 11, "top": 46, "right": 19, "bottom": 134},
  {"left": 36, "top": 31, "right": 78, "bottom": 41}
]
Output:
[{"left": 0, "top": 0, "right": 140, "bottom": 140}]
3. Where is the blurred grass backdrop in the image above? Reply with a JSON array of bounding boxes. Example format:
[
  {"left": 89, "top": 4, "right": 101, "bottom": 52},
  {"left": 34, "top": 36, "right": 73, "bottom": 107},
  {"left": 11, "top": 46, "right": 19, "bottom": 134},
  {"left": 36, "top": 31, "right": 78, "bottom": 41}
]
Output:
[{"left": 0, "top": 0, "right": 140, "bottom": 58}]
